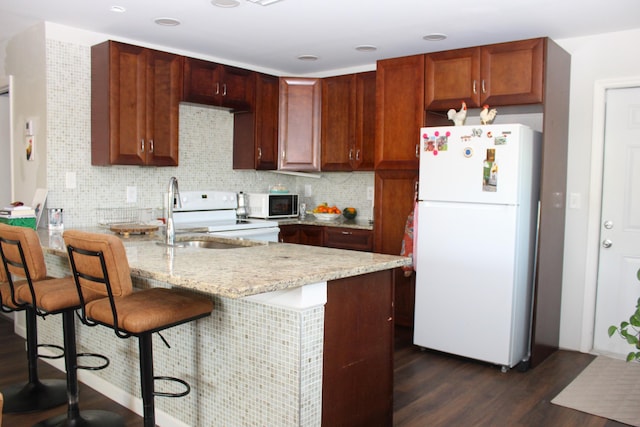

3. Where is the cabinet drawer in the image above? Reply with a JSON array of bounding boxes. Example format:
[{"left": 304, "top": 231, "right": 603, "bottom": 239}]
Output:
[{"left": 324, "top": 227, "right": 373, "bottom": 252}]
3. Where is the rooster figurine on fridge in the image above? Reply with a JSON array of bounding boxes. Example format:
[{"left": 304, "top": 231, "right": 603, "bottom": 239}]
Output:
[
  {"left": 447, "top": 101, "right": 467, "bottom": 126},
  {"left": 480, "top": 104, "right": 498, "bottom": 125}
]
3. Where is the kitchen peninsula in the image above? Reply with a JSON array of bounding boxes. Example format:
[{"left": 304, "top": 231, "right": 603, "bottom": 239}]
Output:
[{"left": 36, "top": 229, "right": 410, "bottom": 427}]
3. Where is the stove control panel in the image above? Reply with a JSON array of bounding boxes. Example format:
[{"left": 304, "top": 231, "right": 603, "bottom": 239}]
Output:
[{"left": 176, "top": 191, "right": 238, "bottom": 212}]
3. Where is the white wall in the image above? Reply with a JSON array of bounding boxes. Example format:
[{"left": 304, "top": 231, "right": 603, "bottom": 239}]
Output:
[
  {"left": 556, "top": 28, "right": 640, "bottom": 352},
  {"left": 4, "top": 23, "right": 47, "bottom": 205}
]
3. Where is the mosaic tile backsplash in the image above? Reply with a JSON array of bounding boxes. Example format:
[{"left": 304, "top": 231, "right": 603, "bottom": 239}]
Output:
[{"left": 45, "top": 39, "right": 374, "bottom": 229}]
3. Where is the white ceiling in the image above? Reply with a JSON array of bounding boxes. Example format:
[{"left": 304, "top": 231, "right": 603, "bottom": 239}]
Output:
[{"left": 1, "top": 0, "right": 639, "bottom": 76}]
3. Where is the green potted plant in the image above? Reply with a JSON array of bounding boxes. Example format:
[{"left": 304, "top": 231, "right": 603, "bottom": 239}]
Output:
[{"left": 608, "top": 269, "right": 640, "bottom": 362}]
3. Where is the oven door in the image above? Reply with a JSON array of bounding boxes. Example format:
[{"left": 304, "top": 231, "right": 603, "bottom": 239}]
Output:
[{"left": 209, "top": 226, "right": 280, "bottom": 242}]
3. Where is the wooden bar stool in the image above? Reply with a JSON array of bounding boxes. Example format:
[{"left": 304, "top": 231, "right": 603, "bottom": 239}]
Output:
[
  {"left": 0, "top": 224, "right": 124, "bottom": 426},
  {"left": 63, "top": 230, "right": 214, "bottom": 427},
  {"left": 0, "top": 225, "right": 67, "bottom": 414}
]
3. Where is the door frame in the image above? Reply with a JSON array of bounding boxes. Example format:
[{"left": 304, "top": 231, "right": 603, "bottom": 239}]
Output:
[{"left": 582, "top": 77, "right": 640, "bottom": 352}]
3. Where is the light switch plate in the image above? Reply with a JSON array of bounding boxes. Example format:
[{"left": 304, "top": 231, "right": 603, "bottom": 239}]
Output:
[{"left": 126, "top": 186, "right": 137, "bottom": 203}]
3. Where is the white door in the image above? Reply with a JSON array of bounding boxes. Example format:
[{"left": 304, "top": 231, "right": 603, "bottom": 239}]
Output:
[{"left": 593, "top": 86, "right": 640, "bottom": 356}]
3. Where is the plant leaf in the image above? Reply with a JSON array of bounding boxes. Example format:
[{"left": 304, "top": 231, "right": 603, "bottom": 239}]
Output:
[{"left": 608, "top": 325, "right": 618, "bottom": 337}]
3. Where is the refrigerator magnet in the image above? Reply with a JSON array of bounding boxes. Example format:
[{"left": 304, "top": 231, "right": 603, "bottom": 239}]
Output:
[
  {"left": 463, "top": 147, "right": 473, "bottom": 158},
  {"left": 436, "top": 135, "right": 448, "bottom": 152},
  {"left": 495, "top": 135, "right": 508, "bottom": 145},
  {"left": 423, "top": 134, "right": 436, "bottom": 152}
]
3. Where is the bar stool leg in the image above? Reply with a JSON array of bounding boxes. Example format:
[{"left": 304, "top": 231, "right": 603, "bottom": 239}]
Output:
[
  {"left": 33, "top": 311, "right": 124, "bottom": 427},
  {"left": 1, "top": 307, "right": 66, "bottom": 413},
  {"left": 139, "top": 333, "right": 156, "bottom": 427}
]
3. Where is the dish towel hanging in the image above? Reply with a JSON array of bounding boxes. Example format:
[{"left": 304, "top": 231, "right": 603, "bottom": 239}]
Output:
[{"left": 400, "top": 203, "right": 417, "bottom": 277}]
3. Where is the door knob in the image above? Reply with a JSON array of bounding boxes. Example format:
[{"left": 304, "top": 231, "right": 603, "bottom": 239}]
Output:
[
  {"left": 603, "top": 220, "right": 613, "bottom": 229},
  {"left": 602, "top": 239, "right": 612, "bottom": 248}
]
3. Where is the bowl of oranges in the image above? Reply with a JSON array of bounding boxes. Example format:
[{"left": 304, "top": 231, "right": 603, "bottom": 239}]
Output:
[{"left": 312, "top": 203, "right": 341, "bottom": 221}]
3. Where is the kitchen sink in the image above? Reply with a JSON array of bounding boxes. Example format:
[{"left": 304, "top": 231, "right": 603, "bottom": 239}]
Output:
[{"left": 157, "top": 238, "right": 262, "bottom": 250}]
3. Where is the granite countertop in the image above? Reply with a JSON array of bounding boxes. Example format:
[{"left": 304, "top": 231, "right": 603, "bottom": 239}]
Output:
[{"left": 39, "top": 228, "right": 408, "bottom": 299}]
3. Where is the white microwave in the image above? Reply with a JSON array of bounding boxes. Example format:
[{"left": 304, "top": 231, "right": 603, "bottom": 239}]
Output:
[{"left": 247, "top": 193, "right": 299, "bottom": 219}]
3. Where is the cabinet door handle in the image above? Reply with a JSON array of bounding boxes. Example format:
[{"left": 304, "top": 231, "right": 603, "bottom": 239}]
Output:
[
  {"left": 341, "top": 231, "right": 353, "bottom": 235},
  {"left": 415, "top": 144, "right": 420, "bottom": 158},
  {"left": 140, "top": 139, "right": 145, "bottom": 153},
  {"left": 215, "top": 82, "right": 220, "bottom": 95},
  {"left": 349, "top": 149, "right": 353, "bottom": 160},
  {"left": 222, "top": 83, "right": 227, "bottom": 96},
  {"left": 257, "top": 147, "right": 262, "bottom": 159},
  {"left": 472, "top": 80, "right": 477, "bottom": 94},
  {"left": 149, "top": 139, "right": 154, "bottom": 153},
  {"left": 355, "top": 149, "right": 361, "bottom": 161},
  {"left": 481, "top": 80, "right": 486, "bottom": 94}
]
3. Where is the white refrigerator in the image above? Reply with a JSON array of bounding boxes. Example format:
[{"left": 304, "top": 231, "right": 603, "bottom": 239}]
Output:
[{"left": 413, "top": 124, "right": 541, "bottom": 369}]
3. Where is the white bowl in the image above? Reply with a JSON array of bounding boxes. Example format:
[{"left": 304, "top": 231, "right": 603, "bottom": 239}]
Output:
[{"left": 313, "top": 213, "right": 341, "bottom": 221}]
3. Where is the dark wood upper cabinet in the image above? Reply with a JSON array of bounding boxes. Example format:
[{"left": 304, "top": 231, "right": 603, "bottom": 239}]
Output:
[
  {"left": 425, "top": 38, "right": 544, "bottom": 110},
  {"left": 278, "top": 77, "right": 322, "bottom": 171},
  {"left": 233, "top": 73, "right": 279, "bottom": 170},
  {"left": 354, "top": 71, "right": 377, "bottom": 171},
  {"left": 183, "top": 57, "right": 255, "bottom": 111},
  {"left": 321, "top": 71, "right": 376, "bottom": 172},
  {"left": 91, "top": 41, "right": 182, "bottom": 166},
  {"left": 375, "top": 54, "right": 425, "bottom": 170},
  {"left": 321, "top": 74, "right": 355, "bottom": 171}
]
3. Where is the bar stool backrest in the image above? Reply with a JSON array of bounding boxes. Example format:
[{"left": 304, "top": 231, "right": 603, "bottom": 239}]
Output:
[
  {"left": 63, "top": 229, "right": 133, "bottom": 300},
  {"left": 0, "top": 224, "right": 47, "bottom": 282}
]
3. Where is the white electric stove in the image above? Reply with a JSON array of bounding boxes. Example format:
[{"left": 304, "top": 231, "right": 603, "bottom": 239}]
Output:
[{"left": 173, "top": 190, "right": 280, "bottom": 242}]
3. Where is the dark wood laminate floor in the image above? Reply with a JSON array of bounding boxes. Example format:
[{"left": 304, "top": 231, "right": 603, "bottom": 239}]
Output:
[
  {"left": 393, "top": 326, "right": 626, "bottom": 427},
  {"left": 0, "top": 316, "right": 626, "bottom": 426}
]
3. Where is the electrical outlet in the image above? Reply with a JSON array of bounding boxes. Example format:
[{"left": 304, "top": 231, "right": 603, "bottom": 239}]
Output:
[
  {"left": 366, "top": 186, "right": 374, "bottom": 201},
  {"left": 65, "top": 172, "right": 77, "bottom": 189},
  {"left": 126, "top": 186, "right": 137, "bottom": 203},
  {"left": 304, "top": 184, "right": 313, "bottom": 197}
]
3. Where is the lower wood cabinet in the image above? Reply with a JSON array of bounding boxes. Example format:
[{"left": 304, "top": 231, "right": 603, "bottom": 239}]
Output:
[
  {"left": 394, "top": 269, "right": 415, "bottom": 328},
  {"left": 324, "top": 227, "right": 373, "bottom": 252},
  {"left": 323, "top": 269, "right": 394, "bottom": 426},
  {"left": 278, "top": 224, "right": 373, "bottom": 252}
]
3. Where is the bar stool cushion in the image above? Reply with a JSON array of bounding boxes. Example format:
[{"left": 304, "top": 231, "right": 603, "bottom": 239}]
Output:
[
  {"left": 86, "top": 288, "right": 214, "bottom": 334},
  {"left": 16, "top": 277, "right": 82, "bottom": 313}
]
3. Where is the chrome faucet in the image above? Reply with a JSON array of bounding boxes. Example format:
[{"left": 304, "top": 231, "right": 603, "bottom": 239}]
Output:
[{"left": 165, "top": 176, "right": 182, "bottom": 245}]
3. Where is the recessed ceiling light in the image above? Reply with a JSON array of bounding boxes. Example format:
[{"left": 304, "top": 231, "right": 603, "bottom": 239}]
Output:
[
  {"left": 110, "top": 5, "right": 126, "bottom": 13},
  {"left": 355, "top": 45, "right": 377, "bottom": 52},
  {"left": 154, "top": 17, "right": 181, "bottom": 26},
  {"left": 423, "top": 33, "right": 447, "bottom": 41},
  {"left": 297, "top": 54, "right": 319, "bottom": 61},
  {"left": 212, "top": 0, "right": 240, "bottom": 7}
]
